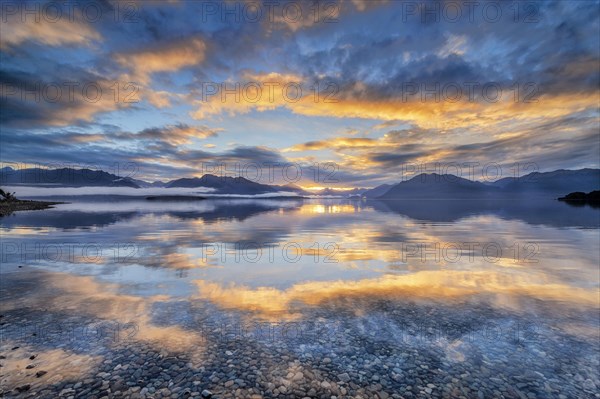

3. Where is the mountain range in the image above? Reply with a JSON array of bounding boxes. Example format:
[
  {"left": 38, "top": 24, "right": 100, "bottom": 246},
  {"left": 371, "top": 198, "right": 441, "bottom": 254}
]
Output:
[
  {"left": 371, "top": 169, "right": 600, "bottom": 199},
  {"left": 0, "top": 167, "right": 140, "bottom": 188},
  {"left": 1, "top": 167, "right": 598, "bottom": 198}
]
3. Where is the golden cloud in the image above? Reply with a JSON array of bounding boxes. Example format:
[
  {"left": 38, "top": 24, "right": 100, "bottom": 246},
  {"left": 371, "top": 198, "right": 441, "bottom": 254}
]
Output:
[
  {"left": 0, "top": 12, "right": 101, "bottom": 50},
  {"left": 114, "top": 37, "right": 206, "bottom": 84}
]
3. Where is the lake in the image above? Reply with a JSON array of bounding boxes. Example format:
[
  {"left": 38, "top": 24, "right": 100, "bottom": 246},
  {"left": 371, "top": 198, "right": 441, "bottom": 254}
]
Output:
[{"left": 1, "top": 197, "right": 598, "bottom": 398}]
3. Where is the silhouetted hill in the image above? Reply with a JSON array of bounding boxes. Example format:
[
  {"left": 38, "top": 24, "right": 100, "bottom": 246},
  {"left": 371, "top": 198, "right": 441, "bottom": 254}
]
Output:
[
  {"left": 0, "top": 167, "right": 140, "bottom": 188},
  {"left": 492, "top": 169, "right": 600, "bottom": 197},
  {"left": 377, "top": 169, "right": 599, "bottom": 199},
  {"left": 362, "top": 184, "right": 392, "bottom": 198},
  {"left": 2, "top": 167, "right": 597, "bottom": 199},
  {"left": 134, "top": 179, "right": 166, "bottom": 188},
  {"left": 379, "top": 173, "right": 500, "bottom": 199},
  {"left": 165, "top": 174, "right": 294, "bottom": 195},
  {"left": 558, "top": 190, "right": 600, "bottom": 208}
]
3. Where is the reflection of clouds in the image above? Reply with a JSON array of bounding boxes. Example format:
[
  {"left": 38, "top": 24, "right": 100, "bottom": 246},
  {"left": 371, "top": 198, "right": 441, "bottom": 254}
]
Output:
[
  {"left": 0, "top": 227, "right": 54, "bottom": 236},
  {"left": 1, "top": 272, "right": 204, "bottom": 352},
  {"left": 142, "top": 248, "right": 212, "bottom": 270},
  {"left": 193, "top": 270, "right": 599, "bottom": 321},
  {"left": 2, "top": 200, "right": 598, "bottom": 299},
  {"left": 0, "top": 344, "right": 102, "bottom": 391},
  {"left": 2, "top": 198, "right": 598, "bottom": 351}
]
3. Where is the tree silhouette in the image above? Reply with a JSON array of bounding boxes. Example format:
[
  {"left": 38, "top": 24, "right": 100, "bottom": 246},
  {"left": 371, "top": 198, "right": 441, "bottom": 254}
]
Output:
[{"left": 0, "top": 188, "right": 17, "bottom": 202}]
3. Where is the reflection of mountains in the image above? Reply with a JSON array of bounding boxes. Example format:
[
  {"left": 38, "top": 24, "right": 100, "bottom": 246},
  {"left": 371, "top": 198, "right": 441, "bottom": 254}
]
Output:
[
  {"left": 165, "top": 200, "right": 301, "bottom": 222},
  {"left": 0, "top": 210, "right": 138, "bottom": 229},
  {"left": 0, "top": 199, "right": 302, "bottom": 229},
  {"left": 2, "top": 197, "right": 598, "bottom": 230},
  {"left": 368, "top": 199, "right": 600, "bottom": 228}
]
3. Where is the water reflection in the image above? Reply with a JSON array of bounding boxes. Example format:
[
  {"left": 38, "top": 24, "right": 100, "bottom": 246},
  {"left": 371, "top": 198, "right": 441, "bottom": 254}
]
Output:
[{"left": 1, "top": 198, "right": 598, "bottom": 397}]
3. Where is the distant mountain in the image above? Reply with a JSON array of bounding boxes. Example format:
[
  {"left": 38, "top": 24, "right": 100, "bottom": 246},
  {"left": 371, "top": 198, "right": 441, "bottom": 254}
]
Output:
[
  {"left": 362, "top": 184, "right": 392, "bottom": 198},
  {"left": 377, "top": 169, "right": 599, "bottom": 200},
  {"left": 273, "top": 183, "right": 308, "bottom": 195},
  {"left": 165, "top": 174, "right": 299, "bottom": 195},
  {"left": 0, "top": 167, "right": 140, "bottom": 188},
  {"left": 0, "top": 167, "right": 305, "bottom": 196},
  {"left": 379, "top": 173, "right": 500, "bottom": 199},
  {"left": 2, "top": 166, "right": 597, "bottom": 199},
  {"left": 490, "top": 169, "right": 600, "bottom": 197},
  {"left": 134, "top": 179, "right": 166, "bottom": 188}
]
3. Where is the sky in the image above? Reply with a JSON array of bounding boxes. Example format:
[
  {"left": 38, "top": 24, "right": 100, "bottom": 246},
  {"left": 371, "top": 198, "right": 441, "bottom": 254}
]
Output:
[{"left": 0, "top": 0, "right": 599, "bottom": 188}]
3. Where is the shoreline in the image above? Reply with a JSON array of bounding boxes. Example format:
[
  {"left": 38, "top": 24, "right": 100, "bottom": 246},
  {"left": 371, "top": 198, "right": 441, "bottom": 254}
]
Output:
[{"left": 0, "top": 200, "right": 64, "bottom": 217}]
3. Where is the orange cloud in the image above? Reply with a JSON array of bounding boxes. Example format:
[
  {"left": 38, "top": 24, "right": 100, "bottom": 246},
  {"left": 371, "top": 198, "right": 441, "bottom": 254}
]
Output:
[
  {"left": 0, "top": 12, "right": 101, "bottom": 50},
  {"left": 115, "top": 37, "right": 206, "bottom": 83}
]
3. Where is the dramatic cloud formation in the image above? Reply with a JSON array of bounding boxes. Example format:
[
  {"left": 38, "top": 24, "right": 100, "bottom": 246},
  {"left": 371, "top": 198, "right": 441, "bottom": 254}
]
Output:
[{"left": 1, "top": 0, "right": 598, "bottom": 187}]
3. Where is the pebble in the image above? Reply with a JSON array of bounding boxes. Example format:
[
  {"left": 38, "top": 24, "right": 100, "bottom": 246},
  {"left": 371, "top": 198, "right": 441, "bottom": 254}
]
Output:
[{"left": 1, "top": 288, "right": 598, "bottom": 399}]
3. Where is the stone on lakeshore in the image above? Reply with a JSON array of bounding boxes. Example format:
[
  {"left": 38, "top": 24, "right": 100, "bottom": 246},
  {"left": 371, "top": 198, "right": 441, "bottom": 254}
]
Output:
[{"left": 16, "top": 384, "right": 31, "bottom": 392}]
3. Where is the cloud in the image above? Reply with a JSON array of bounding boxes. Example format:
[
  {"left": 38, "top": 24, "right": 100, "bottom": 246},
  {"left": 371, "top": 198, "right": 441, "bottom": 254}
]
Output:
[
  {"left": 0, "top": 68, "right": 137, "bottom": 128},
  {"left": 437, "top": 34, "right": 469, "bottom": 58},
  {"left": 114, "top": 37, "right": 207, "bottom": 83},
  {"left": 116, "top": 124, "right": 221, "bottom": 147},
  {"left": 145, "top": 90, "right": 174, "bottom": 108},
  {"left": 190, "top": 71, "right": 304, "bottom": 119},
  {"left": 1, "top": 0, "right": 598, "bottom": 184},
  {"left": 373, "top": 120, "right": 402, "bottom": 130},
  {"left": 0, "top": 7, "right": 101, "bottom": 50},
  {"left": 283, "top": 137, "right": 377, "bottom": 152}
]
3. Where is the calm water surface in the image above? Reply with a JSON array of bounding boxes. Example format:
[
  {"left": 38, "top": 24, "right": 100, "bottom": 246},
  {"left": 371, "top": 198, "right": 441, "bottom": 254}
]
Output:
[{"left": 1, "top": 198, "right": 598, "bottom": 398}]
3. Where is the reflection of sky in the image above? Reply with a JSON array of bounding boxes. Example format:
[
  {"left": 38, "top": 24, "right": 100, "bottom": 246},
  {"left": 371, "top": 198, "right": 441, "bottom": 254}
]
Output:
[
  {"left": 1, "top": 199, "right": 598, "bottom": 314},
  {"left": 1, "top": 199, "right": 598, "bottom": 396}
]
